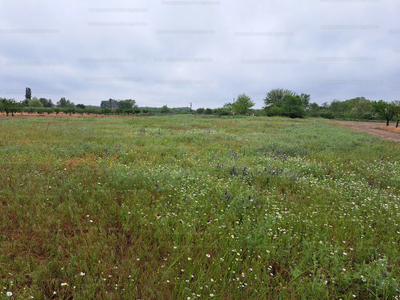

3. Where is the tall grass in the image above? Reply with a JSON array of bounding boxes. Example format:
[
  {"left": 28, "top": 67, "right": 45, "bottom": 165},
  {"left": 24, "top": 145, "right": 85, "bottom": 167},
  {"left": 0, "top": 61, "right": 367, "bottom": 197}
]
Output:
[{"left": 1, "top": 115, "right": 400, "bottom": 299}]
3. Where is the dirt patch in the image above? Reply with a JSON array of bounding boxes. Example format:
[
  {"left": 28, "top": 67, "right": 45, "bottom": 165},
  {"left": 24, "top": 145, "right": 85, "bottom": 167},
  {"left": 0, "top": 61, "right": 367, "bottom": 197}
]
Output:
[{"left": 332, "top": 121, "right": 400, "bottom": 143}]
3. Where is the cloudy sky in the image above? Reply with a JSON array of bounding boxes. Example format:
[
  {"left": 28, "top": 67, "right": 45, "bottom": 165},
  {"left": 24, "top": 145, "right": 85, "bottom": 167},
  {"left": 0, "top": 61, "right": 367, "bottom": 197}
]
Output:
[{"left": 1, "top": 0, "right": 399, "bottom": 109}]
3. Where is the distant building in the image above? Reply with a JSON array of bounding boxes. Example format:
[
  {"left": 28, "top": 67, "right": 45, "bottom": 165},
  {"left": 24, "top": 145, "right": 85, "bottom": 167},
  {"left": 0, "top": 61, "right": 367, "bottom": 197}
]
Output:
[{"left": 100, "top": 99, "right": 119, "bottom": 110}]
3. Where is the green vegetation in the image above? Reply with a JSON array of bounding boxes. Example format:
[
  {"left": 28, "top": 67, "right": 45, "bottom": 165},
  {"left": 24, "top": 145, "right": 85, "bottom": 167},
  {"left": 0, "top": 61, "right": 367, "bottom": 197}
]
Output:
[
  {"left": 28, "top": 99, "right": 44, "bottom": 107},
  {"left": 232, "top": 94, "right": 255, "bottom": 115},
  {"left": 312, "top": 97, "right": 400, "bottom": 123},
  {"left": 263, "top": 89, "right": 309, "bottom": 118},
  {"left": 1, "top": 115, "right": 400, "bottom": 299},
  {"left": 0, "top": 98, "right": 22, "bottom": 116}
]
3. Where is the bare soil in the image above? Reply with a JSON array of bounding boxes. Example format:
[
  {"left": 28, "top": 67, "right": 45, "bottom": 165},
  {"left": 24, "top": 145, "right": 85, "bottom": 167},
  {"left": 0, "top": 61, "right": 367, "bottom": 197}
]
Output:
[{"left": 332, "top": 121, "right": 400, "bottom": 143}]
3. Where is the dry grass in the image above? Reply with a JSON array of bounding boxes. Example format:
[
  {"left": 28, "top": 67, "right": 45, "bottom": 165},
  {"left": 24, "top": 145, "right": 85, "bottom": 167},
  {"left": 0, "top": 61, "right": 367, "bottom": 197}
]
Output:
[{"left": 379, "top": 125, "right": 400, "bottom": 133}]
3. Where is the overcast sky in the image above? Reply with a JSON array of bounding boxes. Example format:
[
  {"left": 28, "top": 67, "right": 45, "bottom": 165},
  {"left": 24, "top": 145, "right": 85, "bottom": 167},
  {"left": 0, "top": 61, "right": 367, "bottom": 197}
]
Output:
[{"left": 1, "top": 0, "right": 399, "bottom": 109}]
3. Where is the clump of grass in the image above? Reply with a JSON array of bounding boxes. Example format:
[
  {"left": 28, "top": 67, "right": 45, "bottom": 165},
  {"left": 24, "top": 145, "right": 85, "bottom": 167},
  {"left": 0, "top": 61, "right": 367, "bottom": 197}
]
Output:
[{"left": 1, "top": 115, "right": 400, "bottom": 299}]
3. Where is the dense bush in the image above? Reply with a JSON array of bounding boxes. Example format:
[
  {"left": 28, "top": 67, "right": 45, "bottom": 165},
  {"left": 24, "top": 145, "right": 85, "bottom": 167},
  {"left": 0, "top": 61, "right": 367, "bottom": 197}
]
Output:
[{"left": 320, "top": 112, "right": 334, "bottom": 119}]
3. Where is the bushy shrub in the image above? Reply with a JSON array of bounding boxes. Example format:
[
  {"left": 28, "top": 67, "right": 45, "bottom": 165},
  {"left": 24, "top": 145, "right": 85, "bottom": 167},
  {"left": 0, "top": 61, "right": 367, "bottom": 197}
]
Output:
[
  {"left": 204, "top": 108, "right": 213, "bottom": 115},
  {"left": 265, "top": 106, "right": 282, "bottom": 117},
  {"left": 320, "top": 112, "right": 334, "bottom": 119},
  {"left": 213, "top": 108, "right": 231, "bottom": 116},
  {"left": 360, "top": 113, "right": 375, "bottom": 120}
]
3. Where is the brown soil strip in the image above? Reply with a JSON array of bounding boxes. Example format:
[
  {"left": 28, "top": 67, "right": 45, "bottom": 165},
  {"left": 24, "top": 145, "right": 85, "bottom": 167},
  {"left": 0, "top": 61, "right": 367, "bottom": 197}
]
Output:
[{"left": 332, "top": 121, "right": 400, "bottom": 143}]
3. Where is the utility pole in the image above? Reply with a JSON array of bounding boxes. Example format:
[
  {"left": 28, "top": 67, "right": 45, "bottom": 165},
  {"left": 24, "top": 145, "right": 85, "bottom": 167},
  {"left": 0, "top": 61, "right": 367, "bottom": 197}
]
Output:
[{"left": 190, "top": 102, "right": 192, "bottom": 112}]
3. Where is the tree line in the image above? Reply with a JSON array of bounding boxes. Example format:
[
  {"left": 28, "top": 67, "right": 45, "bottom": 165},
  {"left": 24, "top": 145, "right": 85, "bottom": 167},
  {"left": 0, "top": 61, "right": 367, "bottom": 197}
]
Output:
[{"left": 1, "top": 88, "right": 399, "bottom": 126}]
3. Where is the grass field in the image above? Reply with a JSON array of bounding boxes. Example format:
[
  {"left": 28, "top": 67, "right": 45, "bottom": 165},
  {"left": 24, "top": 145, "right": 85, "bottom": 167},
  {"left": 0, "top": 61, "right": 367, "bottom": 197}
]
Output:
[{"left": 1, "top": 115, "right": 400, "bottom": 299}]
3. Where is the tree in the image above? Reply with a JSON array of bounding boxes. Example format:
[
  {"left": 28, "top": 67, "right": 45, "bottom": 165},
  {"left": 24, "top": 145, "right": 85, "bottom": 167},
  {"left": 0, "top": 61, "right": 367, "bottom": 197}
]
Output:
[
  {"left": 300, "top": 93, "right": 310, "bottom": 109},
  {"left": 350, "top": 102, "right": 372, "bottom": 119},
  {"left": 372, "top": 100, "right": 395, "bottom": 126},
  {"left": 392, "top": 100, "right": 400, "bottom": 128},
  {"left": 307, "top": 102, "right": 320, "bottom": 117},
  {"left": 196, "top": 108, "right": 205, "bottom": 114},
  {"left": 264, "top": 88, "right": 296, "bottom": 108},
  {"left": 329, "top": 100, "right": 348, "bottom": 118},
  {"left": 265, "top": 106, "right": 282, "bottom": 116},
  {"left": 223, "top": 102, "right": 233, "bottom": 110},
  {"left": 213, "top": 108, "right": 231, "bottom": 115},
  {"left": 57, "top": 97, "right": 75, "bottom": 108},
  {"left": 232, "top": 93, "right": 255, "bottom": 114},
  {"left": 0, "top": 98, "right": 23, "bottom": 116},
  {"left": 204, "top": 108, "right": 213, "bottom": 115},
  {"left": 280, "top": 95, "right": 306, "bottom": 118},
  {"left": 28, "top": 99, "right": 44, "bottom": 107},
  {"left": 58, "top": 97, "right": 67, "bottom": 108},
  {"left": 38, "top": 98, "right": 50, "bottom": 107},
  {"left": 161, "top": 105, "right": 170, "bottom": 113},
  {"left": 76, "top": 104, "right": 86, "bottom": 109},
  {"left": 118, "top": 99, "right": 136, "bottom": 110},
  {"left": 25, "top": 87, "right": 31, "bottom": 100}
]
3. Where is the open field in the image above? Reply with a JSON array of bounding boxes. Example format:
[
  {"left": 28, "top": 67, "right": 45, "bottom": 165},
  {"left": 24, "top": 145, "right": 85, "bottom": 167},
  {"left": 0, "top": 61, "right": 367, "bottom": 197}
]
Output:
[{"left": 1, "top": 115, "right": 400, "bottom": 299}]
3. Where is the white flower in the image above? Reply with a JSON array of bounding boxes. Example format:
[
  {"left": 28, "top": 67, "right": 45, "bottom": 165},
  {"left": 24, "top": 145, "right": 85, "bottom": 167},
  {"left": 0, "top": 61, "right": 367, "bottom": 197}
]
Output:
[
  {"left": 61, "top": 282, "right": 67, "bottom": 286},
  {"left": 6, "top": 292, "right": 12, "bottom": 297},
  {"left": 206, "top": 254, "right": 210, "bottom": 258},
  {"left": 80, "top": 272, "right": 85, "bottom": 276}
]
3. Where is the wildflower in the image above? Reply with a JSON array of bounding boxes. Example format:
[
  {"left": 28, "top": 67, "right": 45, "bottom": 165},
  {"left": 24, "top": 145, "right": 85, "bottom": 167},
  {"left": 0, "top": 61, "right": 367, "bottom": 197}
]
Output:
[
  {"left": 61, "top": 282, "right": 67, "bottom": 286},
  {"left": 210, "top": 294, "right": 214, "bottom": 297},
  {"left": 188, "top": 257, "right": 192, "bottom": 261},
  {"left": 206, "top": 254, "right": 210, "bottom": 258},
  {"left": 231, "top": 235, "right": 234, "bottom": 238},
  {"left": 6, "top": 292, "right": 12, "bottom": 296},
  {"left": 80, "top": 272, "right": 85, "bottom": 276},
  {"left": 343, "top": 252, "right": 347, "bottom": 256}
]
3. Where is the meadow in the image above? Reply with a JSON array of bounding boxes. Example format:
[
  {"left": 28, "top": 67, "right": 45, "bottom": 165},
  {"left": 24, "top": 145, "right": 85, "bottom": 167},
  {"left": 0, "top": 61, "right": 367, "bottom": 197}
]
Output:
[{"left": 1, "top": 115, "right": 400, "bottom": 299}]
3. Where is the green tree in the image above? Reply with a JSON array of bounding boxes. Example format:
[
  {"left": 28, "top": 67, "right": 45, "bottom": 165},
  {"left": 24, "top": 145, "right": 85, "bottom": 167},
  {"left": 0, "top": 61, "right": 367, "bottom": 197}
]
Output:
[
  {"left": 264, "top": 88, "right": 296, "bottom": 108},
  {"left": 372, "top": 100, "right": 395, "bottom": 126},
  {"left": 196, "top": 108, "right": 205, "bottom": 114},
  {"left": 223, "top": 102, "right": 233, "bottom": 110},
  {"left": 280, "top": 95, "right": 306, "bottom": 118},
  {"left": 300, "top": 93, "right": 310, "bottom": 109},
  {"left": 0, "top": 98, "right": 23, "bottom": 116},
  {"left": 57, "top": 97, "right": 67, "bottom": 108},
  {"left": 232, "top": 93, "right": 255, "bottom": 114},
  {"left": 350, "top": 102, "right": 372, "bottom": 119},
  {"left": 25, "top": 87, "right": 31, "bottom": 100},
  {"left": 161, "top": 105, "right": 171, "bottom": 113},
  {"left": 393, "top": 100, "right": 400, "bottom": 127},
  {"left": 328, "top": 99, "right": 348, "bottom": 118},
  {"left": 204, "top": 108, "right": 213, "bottom": 115},
  {"left": 265, "top": 106, "right": 282, "bottom": 116},
  {"left": 28, "top": 99, "right": 44, "bottom": 107},
  {"left": 118, "top": 99, "right": 136, "bottom": 110},
  {"left": 76, "top": 104, "right": 86, "bottom": 109},
  {"left": 307, "top": 102, "right": 320, "bottom": 117}
]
